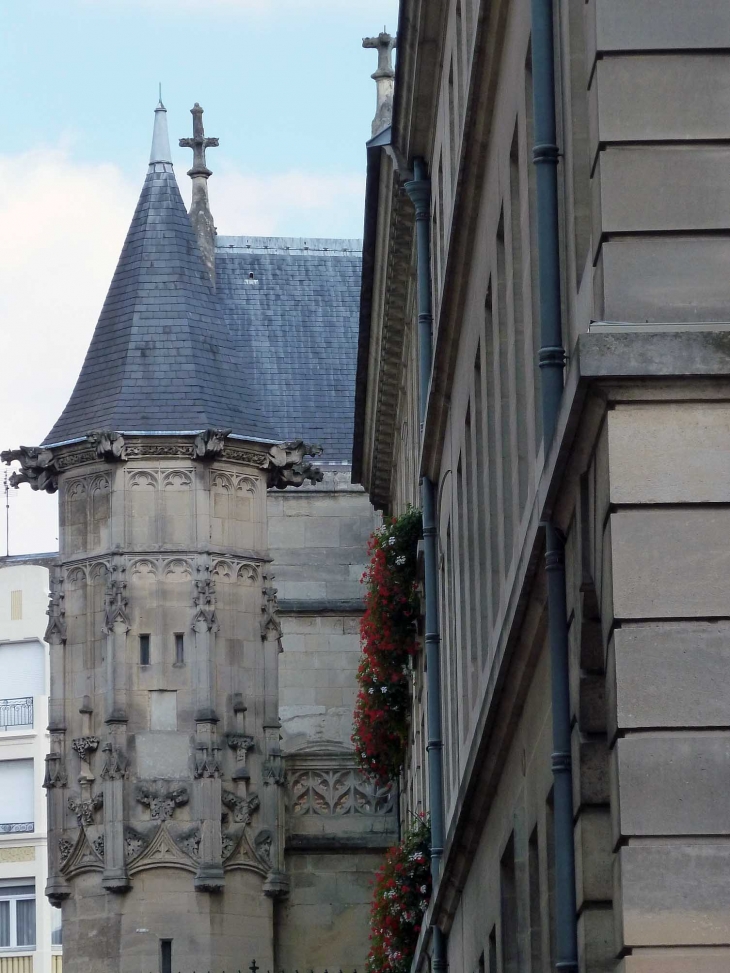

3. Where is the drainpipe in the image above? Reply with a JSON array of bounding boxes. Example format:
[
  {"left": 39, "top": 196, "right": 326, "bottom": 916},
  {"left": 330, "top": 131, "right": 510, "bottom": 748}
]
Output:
[
  {"left": 404, "top": 158, "right": 447, "bottom": 973},
  {"left": 530, "top": 0, "right": 578, "bottom": 969}
]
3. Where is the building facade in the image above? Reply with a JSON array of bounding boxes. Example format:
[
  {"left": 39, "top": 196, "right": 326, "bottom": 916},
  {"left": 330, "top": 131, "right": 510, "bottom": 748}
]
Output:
[
  {"left": 355, "top": 2, "right": 730, "bottom": 972},
  {"left": 2, "top": 101, "right": 391, "bottom": 973},
  {"left": 0, "top": 558, "right": 62, "bottom": 973}
]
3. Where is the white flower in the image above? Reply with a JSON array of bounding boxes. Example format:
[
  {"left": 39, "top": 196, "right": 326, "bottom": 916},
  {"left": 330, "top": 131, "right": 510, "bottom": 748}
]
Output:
[
  {"left": 388, "top": 535, "right": 396, "bottom": 546},
  {"left": 368, "top": 688, "right": 375, "bottom": 694},
  {"left": 420, "top": 885, "right": 427, "bottom": 893},
  {"left": 395, "top": 555, "right": 406, "bottom": 565},
  {"left": 381, "top": 686, "right": 388, "bottom": 693}
]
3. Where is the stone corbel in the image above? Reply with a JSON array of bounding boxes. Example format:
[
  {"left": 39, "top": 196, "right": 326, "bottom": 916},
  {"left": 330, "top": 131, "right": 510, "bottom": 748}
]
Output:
[
  {"left": 265, "top": 440, "right": 324, "bottom": 489},
  {"left": 0, "top": 445, "right": 59, "bottom": 493},
  {"left": 87, "top": 430, "right": 126, "bottom": 461},
  {"left": 193, "top": 428, "right": 231, "bottom": 460},
  {"left": 134, "top": 782, "right": 189, "bottom": 821},
  {"left": 221, "top": 789, "right": 259, "bottom": 825},
  {"left": 227, "top": 733, "right": 254, "bottom": 780}
]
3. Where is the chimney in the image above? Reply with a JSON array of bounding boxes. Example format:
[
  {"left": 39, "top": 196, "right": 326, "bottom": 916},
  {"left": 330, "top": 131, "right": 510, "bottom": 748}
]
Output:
[{"left": 362, "top": 30, "right": 397, "bottom": 138}]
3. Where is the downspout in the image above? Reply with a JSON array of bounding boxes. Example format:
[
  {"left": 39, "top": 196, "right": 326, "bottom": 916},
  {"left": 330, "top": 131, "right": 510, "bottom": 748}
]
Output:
[
  {"left": 530, "top": 0, "right": 578, "bottom": 970},
  {"left": 404, "top": 158, "right": 447, "bottom": 973}
]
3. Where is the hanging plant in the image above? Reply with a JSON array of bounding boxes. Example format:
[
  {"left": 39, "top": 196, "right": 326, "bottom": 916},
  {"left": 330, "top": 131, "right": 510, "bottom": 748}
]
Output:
[
  {"left": 366, "top": 815, "right": 432, "bottom": 973},
  {"left": 352, "top": 507, "right": 422, "bottom": 784}
]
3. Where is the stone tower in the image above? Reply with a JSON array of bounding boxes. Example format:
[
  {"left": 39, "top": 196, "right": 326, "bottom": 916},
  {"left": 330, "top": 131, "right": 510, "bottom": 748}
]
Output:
[{"left": 2, "top": 102, "right": 325, "bottom": 973}]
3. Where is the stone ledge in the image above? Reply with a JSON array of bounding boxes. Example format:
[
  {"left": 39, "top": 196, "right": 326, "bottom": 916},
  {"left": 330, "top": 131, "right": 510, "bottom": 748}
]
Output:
[
  {"left": 278, "top": 598, "right": 364, "bottom": 615},
  {"left": 285, "top": 833, "right": 395, "bottom": 851}
]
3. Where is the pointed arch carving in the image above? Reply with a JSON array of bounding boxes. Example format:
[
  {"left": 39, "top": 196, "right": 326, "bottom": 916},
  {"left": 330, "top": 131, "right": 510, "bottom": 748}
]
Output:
[
  {"left": 89, "top": 561, "right": 110, "bottom": 583},
  {"left": 66, "top": 478, "right": 87, "bottom": 500},
  {"left": 162, "top": 469, "right": 193, "bottom": 490},
  {"left": 212, "top": 559, "right": 234, "bottom": 582},
  {"left": 65, "top": 566, "right": 87, "bottom": 586},
  {"left": 211, "top": 471, "right": 234, "bottom": 492},
  {"left": 89, "top": 473, "right": 111, "bottom": 495},
  {"left": 129, "top": 559, "right": 158, "bottom": 581},
  {"left": 163, "top": 558, "right": 192, "bottom": 581},
  {"left": 235, "top": 475, "right": 258, "bottom": 496},
  {"left": 237, "top": 562, "right": 260, "bottom": 584},
  {"left": 128, "top": 470, "right": 158, "bottom": 490}
]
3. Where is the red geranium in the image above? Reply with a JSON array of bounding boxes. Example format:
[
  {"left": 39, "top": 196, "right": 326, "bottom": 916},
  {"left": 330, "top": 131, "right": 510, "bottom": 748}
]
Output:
[{"left": 352, "top": 508, "right": 422, "bottom": 784}]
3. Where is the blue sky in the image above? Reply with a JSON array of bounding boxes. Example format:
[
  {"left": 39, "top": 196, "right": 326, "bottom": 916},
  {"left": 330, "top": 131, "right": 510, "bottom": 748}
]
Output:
[
  {"left": 0, "top": 0, "right": 398, "bottom": 555},
  {"left": 3, "top": 0, "right": 398, "bottom": 193}
]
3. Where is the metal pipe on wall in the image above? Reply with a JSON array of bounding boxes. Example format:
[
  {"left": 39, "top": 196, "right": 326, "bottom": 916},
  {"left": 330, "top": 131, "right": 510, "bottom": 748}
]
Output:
[
  {"left": 530, "top": 0, "right": 578, "bottom": 968},
  {"left": 404, "top": 158, "right": 447, "bottom": 973}
]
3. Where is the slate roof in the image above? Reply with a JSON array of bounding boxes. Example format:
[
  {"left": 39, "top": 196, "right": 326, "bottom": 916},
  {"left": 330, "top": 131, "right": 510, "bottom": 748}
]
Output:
[
  {"left": 216, "top": 237, "right": 362, "bottom": 464},
  {"left": 44, "top": 165, "right": 277, "bottom": 445}
]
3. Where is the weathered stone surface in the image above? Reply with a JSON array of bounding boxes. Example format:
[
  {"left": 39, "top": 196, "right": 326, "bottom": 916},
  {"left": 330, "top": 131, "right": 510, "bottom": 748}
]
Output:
[
  {"left": 599, "top": 236, "right": 730, "bottom": 325},
  {"left": 608, "top": 404, "right": 730, "bottom": 504},
  {"left": 575, "top": 809, "right": 613, "bottom": 906},
  {"left": 614, "top": 734, "right": 730, "bottom": 838},
  {"left": 617, "top": 948, "right": 730, "bottom": 972},
  {"left": 611, "top": 508, "right": 730, "bottom": 619},
  {"left": 607, "top": 623, "right": 730, "bottom": 735},
  {"left": 578, "top": 905, "right": 615, "bottom": 973},
  {"left": 590, "top": 0, "right": 730, "bottom": 52},
  {"left": 617, "top": 841, "right": 730, "bottom": 947}
]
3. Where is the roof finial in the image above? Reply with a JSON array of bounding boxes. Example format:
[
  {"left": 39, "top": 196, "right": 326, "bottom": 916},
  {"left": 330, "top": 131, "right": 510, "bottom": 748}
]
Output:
[
  {"left": 149, "top": 94, "right": 172, "bottom": 167},
  {"left": 362, "top": 30, "right": 397, "bottom": 137},
  {"left": 179, "top": 103, "right": 219, "bottom": 287}
]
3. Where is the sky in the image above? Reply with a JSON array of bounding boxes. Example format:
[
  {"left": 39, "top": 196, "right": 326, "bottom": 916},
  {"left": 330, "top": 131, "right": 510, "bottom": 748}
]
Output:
[{"left": 0, "top": 0, "right": 398, "bottom": 556}]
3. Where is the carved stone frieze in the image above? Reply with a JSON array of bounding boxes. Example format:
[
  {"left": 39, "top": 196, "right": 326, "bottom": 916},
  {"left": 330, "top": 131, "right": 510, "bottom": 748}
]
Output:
[
  {"left": 1, "top": 445, "right": 59, "bottom": 493},
  {"left": 265, "top": 440, "right": 324, "bottom": 489},
  {"left": 254, "top": 829, "right": 273, "bottom": 869},
  {"left": 193, "top": 428, "right": 231, "bottom": 460},
  {"left": 221, "top": 789, "right": 259, "bottom": 825},
  {"left": 92, "top": 834, "right": 105, "bottom": 858},
  {"left": 127, "top": 823, "right": 197, "bottom": 875},
  {"left": 68, "top": 793, "right": 103, "bottom": 826},
  {"left": 87, "top": 430, "right": 126, "bottom": 461},
  {"left": 55, "top": 447, "right": 97, "bottom": 471},
  {"left": 44, "top": 567, "right": 67, "bottom": 644},
  {"left": 124, "top": 827, "right": 149, "bottom": 862},
  {"left": 135, "top": 782, "right": 189, "bottom": 821},
  {"left": 289, "top": 768, "right": 395, "bottom": 816},
  {"left": 100, "top": 743, "right": 127, "bottom": 781}
]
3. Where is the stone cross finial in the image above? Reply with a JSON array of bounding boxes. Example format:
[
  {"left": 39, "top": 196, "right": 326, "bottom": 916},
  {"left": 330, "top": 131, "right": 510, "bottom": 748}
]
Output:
[
  {"left": 363, "top": 30, "right": 397, "bottom": 137},
  {"left": 179, "top": 103, "right": 219, "bottom": 177}
]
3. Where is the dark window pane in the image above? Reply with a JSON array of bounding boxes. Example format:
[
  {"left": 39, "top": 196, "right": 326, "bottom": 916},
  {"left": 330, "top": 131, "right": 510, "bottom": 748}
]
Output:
[
  {"left": 0, "top": 901, "right": 9, "bottom": 947},
  {"left": 139, "top": 635, "right": 151, "bottom": 666},
  {"left": 174, "top": 634, "right": 184, "bottom": 665},
  {"left": 16, "top": 898, "right": 35, "bottom": 947}
]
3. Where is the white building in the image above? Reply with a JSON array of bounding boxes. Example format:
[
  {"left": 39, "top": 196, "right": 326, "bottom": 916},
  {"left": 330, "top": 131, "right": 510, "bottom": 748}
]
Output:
[{"left": 0, "top": 557, "right": 61, "bottom": 973}]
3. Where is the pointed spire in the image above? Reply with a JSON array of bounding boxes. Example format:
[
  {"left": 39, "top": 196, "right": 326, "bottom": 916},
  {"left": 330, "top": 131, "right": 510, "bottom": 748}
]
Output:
[{"left": 149, "top": 97, "right": 172, "bottom": 167}]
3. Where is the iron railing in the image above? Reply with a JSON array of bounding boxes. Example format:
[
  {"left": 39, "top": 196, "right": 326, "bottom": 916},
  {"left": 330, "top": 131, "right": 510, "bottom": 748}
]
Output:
[
  {"left": 0, "top": 697, "right": 33, "bottom": 730},
  {"left": 0, "top": 822, "right": 34, "bottom": 834}
]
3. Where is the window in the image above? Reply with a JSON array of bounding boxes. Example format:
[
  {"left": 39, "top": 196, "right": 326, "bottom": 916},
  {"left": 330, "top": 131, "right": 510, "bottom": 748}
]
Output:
[
  {"left": 160, "top": 939, "right": 172, "bottom": 973},
  {"left": 0, "top": 885, "right": 35, "bottom": 949},
  {"left": 174, "top": 633, "right": 184, "bottom": 666},
  {"left": 50, "top": 907, "right": 62, "bottom": 946},
  {"left": 500, "top": 834, "right": 519, "bottom": 973},
  {"left": 0, "top": 760, "right": 34, "bottom": 833},
  {"left": 10, "top": 591, "right": 22, "bottom": 621},
  {"left": 139, "top": 634, "right": 151, "bottom": 666}
]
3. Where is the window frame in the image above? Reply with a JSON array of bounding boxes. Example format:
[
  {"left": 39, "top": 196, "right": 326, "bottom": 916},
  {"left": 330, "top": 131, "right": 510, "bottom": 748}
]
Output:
[
  {"left": 0, "top": 887, "right": 36, "bottom": 951},
  {"left": 139, "top": 634, "right": 151, "bottom": 667}
]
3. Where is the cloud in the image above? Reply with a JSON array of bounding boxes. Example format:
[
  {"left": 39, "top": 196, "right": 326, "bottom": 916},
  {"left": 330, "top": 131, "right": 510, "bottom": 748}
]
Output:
[{"left": 0, "top": 144, "right": 363, "bottom": 554}]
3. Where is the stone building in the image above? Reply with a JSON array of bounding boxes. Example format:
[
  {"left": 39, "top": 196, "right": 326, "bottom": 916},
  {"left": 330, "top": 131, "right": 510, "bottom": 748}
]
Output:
[
  {"left": 2, "top": 99, "right": 395, "bottom": 973},
  {"left": 355, "top": 2, "right": 730, "bottom": 973}
]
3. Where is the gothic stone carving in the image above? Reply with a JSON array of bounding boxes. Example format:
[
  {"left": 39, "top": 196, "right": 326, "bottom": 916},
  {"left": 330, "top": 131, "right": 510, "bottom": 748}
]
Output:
[
  {"left": 254, "top": 829, "right": 273, "bottom": 869},
  {"left": 72, "top": 736, "right": 100, "bottom": 762},
  {"left": 103, "top": 560, "right": 131, "bottom": 633},
  {"left": 92, "top": 835, "right": 105, "bottom": 858},
  {"left": 193, "top": 744, "right": 223, "bottom": 779},
  {"left": 124, "top": 827, "right": 149, "bottom": 861},
  {"left": 175, "top": 826, "right": 201, "bottom": 859},
  {"left": 59, "top": 837, "right": 73, "bottom": 866},
  {"left": 290, "top": 768, "right": 395, "bottom": 816},
  {"left": 227, "top": 734, "right": 254, "bottom": 779},
  {"left": 261, "top": 573, "right": 283, "bottom": 642},
  {"left": 43, "top": 752, "right": 68, "bottom": 789},
  {"left": 135, "top": 782, "right": 189, "bottom": 821},
  {"left": 221, "top": 790, "right": 260, "bottom": 825},
  {"left": 193, "top": 560, "right": 218, "bottom": 632},
  {"left": 193, "top": 428, "right": 231, "bottom": 460},
  {"left": 100, "top": 743, "right": 127, "bottom": 781},
  {"left": 1, "top": 445, "right": 59, "bottom": 493},
  {"left": 68, "top": 793, "right": 103, "bottom": 826},
  {"left": 44, "top": 568, "right": 67, "bottom": 643},
  {"left": 87, "top": 430, "right": 126, "bottom": 461},
  {"left": 266, "top": 440, "right": 324, "bottom": 489}
]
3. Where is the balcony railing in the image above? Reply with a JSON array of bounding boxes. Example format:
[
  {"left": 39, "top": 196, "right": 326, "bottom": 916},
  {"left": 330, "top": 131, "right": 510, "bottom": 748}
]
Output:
[
  {"left": 0, "top": 698, "right": 33, "bottom": 731},
  {"left": 0, "top": 823, "right": 33, "bottom": 834}
]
